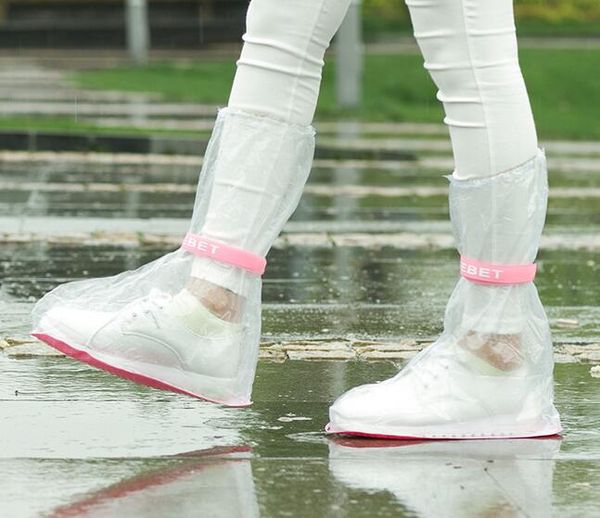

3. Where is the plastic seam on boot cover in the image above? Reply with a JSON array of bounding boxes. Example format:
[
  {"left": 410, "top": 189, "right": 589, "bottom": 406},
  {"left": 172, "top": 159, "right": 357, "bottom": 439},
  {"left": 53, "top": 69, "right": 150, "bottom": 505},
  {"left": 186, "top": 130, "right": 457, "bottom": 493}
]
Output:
[
  {"left": 460, "top": 256, "right": 536, "bottom": 285},
  {"left": 182, "top": 233, "right": 266, "bottom": 275}
]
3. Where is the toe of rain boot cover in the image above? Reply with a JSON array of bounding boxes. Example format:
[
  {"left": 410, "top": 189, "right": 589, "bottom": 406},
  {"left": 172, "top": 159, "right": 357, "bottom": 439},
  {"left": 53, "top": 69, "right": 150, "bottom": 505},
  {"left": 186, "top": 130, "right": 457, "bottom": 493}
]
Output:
[{"left": 32, "top": 250, "right": 259, "bottom": 406}]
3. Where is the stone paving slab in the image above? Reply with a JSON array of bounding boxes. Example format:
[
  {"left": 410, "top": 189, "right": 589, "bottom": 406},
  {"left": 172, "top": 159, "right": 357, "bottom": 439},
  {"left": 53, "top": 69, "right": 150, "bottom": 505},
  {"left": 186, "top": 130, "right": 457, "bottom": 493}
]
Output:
[
  {"left": 3, "top": 335, "right": 600, "bottom": 364},
  {"left": 2, "top": 227, "right": 600, "bottom": 252},
  {"left": 4, "top": 302, "right": 600, "bottom": 350},
  {"left": 4, "top": 150, "right": 600, "bottom": 175},
  {"left": 88, "top": 117, "right": 451, "bottom": 136},
  {"left": 0, "top": 69, "right": 64, "bottom": 80},
  {"left": 4, "top": 128, "right": 599, "bottom": 160},
  {"left": 0, "top": 90, "right": 161, "bottom": 102},
  {"left": 5, "top": 179, "right": 600, "bottom": 200},
  {"left": 0, "top": 78, "right": 68, "bottom": 88},
  {"left": 0, "top": 101, "right": 218, "bottom": 117}
]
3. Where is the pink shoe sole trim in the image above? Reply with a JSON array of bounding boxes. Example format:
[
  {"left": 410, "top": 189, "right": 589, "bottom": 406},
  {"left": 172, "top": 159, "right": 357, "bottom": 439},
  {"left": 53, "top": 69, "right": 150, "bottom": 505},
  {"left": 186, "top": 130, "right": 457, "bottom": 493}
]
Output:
[
  {"left": 324, "top": 422, "right": 563, "bottom": 441},
  {"left": 460, "top": 256, "right": 537, "bottom": 285},
  {"left": 32, "top": 332, "right": 252, "bottom": 408},
  {"left": 182, "top": 233, "right": 266, "bottom": 275},
  {"left": 46, "top": 445, "right": 252, "bottom": 518}
]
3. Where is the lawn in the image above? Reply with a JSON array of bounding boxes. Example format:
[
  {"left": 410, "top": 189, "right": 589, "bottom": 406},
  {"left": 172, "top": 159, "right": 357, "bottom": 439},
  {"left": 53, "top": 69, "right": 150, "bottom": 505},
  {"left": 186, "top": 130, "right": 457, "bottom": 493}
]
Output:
[
  {"left": 4, "top": 48, "right": 599, "bottom": 141},
  {"left": 73, "top": 48, "right": 600, "bottom": 141}
]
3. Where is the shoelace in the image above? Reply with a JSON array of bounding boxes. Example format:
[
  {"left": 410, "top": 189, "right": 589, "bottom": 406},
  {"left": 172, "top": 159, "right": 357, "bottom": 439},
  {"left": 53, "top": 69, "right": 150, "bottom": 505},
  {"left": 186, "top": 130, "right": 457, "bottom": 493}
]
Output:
[
  {"left": 127, "top": 290, "right": 173, "bottom": 328},
  {"left": 400, "top": 349, "right": 451, "bottom": 390}
]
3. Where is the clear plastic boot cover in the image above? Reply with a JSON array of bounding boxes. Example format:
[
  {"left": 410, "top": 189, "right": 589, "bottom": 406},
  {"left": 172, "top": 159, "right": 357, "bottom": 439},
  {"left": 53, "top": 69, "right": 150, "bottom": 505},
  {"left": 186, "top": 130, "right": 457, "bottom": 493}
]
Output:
[
  {"left": 328, "top": 149, "right": 562, "bottom": 438},
  {"left": 328, "top": 436, "right": 560, "bottom": 517},
  {"left": 32, "top": 108, "right": 316, "bottom": 406}
]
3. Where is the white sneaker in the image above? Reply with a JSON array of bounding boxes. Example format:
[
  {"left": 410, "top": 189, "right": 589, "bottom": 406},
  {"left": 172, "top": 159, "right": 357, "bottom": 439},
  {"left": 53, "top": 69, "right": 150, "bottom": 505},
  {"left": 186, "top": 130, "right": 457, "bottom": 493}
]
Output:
[
  {"left": 327, "top": 336, "right": 562, "bottom": 439},
  {"left": 33, "top": 289, "right": 248, "bottom": 405}
]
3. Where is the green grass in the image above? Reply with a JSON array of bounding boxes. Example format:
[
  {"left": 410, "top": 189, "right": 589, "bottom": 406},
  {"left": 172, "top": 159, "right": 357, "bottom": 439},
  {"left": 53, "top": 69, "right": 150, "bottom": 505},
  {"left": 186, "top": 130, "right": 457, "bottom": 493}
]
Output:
[
  {"left": 75, "top": 61, "right": 237, "bottom": 105},
  {"left": 361, "top": 18, "right": 600, "bottom": 40},
  {"left": 516, "top": 19, "right": 600, "bottom": 37},
  {"left": 3, "top": 48, "right": 599, "bottom": 141},
  {"left": 520, "top": 49, "right": 600, "bottom": 140}
]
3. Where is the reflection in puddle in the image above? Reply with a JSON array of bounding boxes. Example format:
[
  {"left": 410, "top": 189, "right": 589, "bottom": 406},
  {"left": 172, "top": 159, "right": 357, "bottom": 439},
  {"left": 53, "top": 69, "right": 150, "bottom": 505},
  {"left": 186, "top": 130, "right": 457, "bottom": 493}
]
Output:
[
  {"left": 1, "top": 358, "right": 258, "bottom": 459},
  {"left": 328, "top": 436, "right": 561, "bottom": 518},
  {"left": 46, "top": 446, "right": 257, "bottom": 518}
]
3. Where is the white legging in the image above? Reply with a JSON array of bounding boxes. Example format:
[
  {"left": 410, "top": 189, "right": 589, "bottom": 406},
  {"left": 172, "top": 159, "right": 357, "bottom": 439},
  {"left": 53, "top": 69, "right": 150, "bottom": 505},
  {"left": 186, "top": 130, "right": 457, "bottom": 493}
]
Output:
[
  {"left": 228, "top": 0, "right": 538, "bottom": 179},
  {"left": 195, "top": 0, "right": 540, "bottom": 292}
]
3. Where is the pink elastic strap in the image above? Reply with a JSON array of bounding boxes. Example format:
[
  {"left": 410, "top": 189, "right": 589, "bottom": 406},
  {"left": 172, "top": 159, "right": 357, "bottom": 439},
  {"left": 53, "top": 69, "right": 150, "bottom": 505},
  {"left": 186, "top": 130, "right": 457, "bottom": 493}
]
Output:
[
  {"left": 182, "top": 233, "right": 266, "bottom": 275},
  {"left": 460, "top": 256, "right": 536, "bottom": 285}
]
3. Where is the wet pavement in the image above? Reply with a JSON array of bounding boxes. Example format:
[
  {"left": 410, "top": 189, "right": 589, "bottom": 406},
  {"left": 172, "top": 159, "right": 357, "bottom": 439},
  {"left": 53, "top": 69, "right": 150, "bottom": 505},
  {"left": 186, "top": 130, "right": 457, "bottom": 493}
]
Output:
[
  {"left": 0, "top": 150, "right": 599, "bottom": 351},
  {"left": 2, "top": 360, "right": 600, "bottom": 517},
  {"left": 2, "top": 104, "right": 600, "bottom": 515}
]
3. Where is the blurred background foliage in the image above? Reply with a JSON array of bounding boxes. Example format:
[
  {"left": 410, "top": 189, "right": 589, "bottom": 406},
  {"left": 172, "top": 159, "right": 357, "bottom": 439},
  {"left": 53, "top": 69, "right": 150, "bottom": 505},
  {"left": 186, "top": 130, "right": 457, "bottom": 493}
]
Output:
[
  {"left": 2, "top": 0, "right": 599, "bottom": 140},
  {"left": 363, "top": 0, "right": 600, "bottom": 38}
]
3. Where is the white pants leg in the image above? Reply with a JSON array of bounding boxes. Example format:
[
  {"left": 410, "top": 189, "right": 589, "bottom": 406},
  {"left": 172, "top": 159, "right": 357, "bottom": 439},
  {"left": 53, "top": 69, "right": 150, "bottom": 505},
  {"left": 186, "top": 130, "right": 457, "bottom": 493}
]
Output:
[
  {"left": 192, "top": 0, "right": 352, "bottom": 293},
  {"left": 406, "top": 0, "right": 538, "bottom": 179},
  {"left": 326, "top": 0, "right": 560, "bottom": 438},
  {"left": 406, "top": 0, "right": 542, "bottom": 332},
  {"left": 229, "top": 0, "right": 352, "bottom": 125}
]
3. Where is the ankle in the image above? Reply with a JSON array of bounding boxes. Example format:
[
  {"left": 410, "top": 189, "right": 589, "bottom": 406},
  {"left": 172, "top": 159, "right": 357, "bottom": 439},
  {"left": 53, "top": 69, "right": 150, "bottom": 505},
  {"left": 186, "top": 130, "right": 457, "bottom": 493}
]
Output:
[
  {"left": 185, "top": 278, "right": 243, "bottom": 323},
  {"left": 458, "top": 331, "right": 523, "bottom": 371}
]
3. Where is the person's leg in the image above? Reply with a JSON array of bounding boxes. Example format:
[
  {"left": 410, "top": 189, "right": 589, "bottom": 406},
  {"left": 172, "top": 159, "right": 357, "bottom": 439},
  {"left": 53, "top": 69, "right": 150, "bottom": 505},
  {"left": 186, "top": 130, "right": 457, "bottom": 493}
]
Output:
[
  {"left": 32, "top": 0, "right": 352, "bottom": 405},
  {"left": 328, "top": 0, "right": 561, "bottom": 439},
  {"left": 410, "top": 0, "right": 538, "bottom": 179},
  {"left": 187, "top": 0, "right": 353, "bottom": 320},
  {"left": 409, "top": 0, "right": 541, "bottom": 365},
  {"left": 229, "top": 0, "right": 346, "bottom": 126}
]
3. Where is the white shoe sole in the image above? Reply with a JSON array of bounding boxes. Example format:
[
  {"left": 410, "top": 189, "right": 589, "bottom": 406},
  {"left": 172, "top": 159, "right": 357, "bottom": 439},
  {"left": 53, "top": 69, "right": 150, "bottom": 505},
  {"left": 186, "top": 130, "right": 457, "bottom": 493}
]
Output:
[
  {"left": 32, "top": 330, "right": 251, "bottom": 407},
  {"left": 325, "top": 413, "right": 562, "bottom": 440}
]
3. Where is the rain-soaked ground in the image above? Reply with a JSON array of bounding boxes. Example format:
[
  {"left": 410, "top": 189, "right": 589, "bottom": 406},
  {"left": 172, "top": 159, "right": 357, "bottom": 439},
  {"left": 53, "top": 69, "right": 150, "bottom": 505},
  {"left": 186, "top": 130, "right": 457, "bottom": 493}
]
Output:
[
  {"left": 2, "top": 361, "right": 600, "bottom": 517},
  {"left": 1, "top": 146, "right": 600, "bottom": 516}
]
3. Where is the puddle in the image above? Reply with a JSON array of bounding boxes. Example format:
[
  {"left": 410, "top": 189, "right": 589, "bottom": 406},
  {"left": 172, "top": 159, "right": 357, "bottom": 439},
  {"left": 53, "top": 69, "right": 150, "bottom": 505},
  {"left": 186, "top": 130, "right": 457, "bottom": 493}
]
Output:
[{"left": 1, "top": 360, "right": 599, "bottom": 517}]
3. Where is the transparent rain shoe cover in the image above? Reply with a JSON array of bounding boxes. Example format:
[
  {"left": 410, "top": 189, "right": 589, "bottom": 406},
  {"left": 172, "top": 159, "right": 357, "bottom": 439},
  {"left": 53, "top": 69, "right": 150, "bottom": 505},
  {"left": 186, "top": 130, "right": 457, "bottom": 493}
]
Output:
[
  {"left": 328, "top": 150, "right": 562, "bottom": 438},
  {"left": 31, "top": 108, "right": 316, "bottom": 406},
  {"left": 328, "top": 437, "right": 560, "bottom": 518}
]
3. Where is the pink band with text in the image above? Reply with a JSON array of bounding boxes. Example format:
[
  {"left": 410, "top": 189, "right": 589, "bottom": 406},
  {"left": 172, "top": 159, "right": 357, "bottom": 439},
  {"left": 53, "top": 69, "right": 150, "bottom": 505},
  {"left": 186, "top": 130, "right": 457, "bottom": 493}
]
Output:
[
  {"left": 182, "top": 233, "right": 266, "bottom": 275},
  {"left": 460, "top": 256, "right": 536, "bottom": 285}
]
